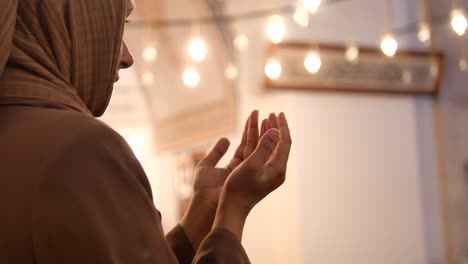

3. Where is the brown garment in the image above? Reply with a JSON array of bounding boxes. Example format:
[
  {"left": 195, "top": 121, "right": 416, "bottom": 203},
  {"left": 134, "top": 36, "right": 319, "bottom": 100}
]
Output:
[
  {"left": 0, "top": 102, "right": 250, "bottom": 264},
  {"left": 0, "top": 0, "right": 250, "bottom": 263}
]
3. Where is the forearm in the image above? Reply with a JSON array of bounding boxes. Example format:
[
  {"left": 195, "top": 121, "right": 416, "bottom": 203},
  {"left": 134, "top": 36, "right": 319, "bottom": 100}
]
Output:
[
  {"left": 180, "top": 194, "right": 216, "bottom": 249},
  {"left": 212, "top": 193, "right": 251, "bottom": 241}
]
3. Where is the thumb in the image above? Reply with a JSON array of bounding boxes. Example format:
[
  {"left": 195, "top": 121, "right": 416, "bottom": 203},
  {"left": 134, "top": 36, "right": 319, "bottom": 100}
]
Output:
[
  {"left": 248, "top": 129, "right": 279, "bottom": 165},
  {"left": 198, "top": 138, "right": 230, "bottom": 167}
]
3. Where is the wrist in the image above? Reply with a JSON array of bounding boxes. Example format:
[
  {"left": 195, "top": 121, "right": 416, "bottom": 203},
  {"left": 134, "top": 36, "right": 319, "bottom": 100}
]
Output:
[
  {"left": 212, "top": 192, "right": 252, "bottom": 241},
  {"left": 180, "top": 194, "right": 217, "bottom": 250}
]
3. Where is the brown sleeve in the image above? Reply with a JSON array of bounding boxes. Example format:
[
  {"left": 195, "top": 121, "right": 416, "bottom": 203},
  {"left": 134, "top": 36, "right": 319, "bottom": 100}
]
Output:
[
  {"left": 32, "top": 125, "right": 179, "bottom": 263},
  {"left": 166, "top": 224, "right": 196, "bottom": 264},
  {"left": 193, "top": 229, "right": 251, "bottom": 264}
]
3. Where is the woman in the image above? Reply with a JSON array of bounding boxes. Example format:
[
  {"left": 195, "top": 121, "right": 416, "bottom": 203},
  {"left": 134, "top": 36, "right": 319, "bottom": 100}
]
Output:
[{"left": 0, "top": 0, "right": 292, "bottom": 263}]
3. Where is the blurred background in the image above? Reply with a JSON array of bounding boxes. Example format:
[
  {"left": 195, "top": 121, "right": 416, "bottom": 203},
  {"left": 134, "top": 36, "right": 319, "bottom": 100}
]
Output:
[{"left": 100, "top": 0, "right": 468, "bottom": 263}]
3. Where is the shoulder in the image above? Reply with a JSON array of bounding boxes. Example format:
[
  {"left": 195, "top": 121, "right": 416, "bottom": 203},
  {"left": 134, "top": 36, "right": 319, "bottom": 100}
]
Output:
[
  {"left": 35, "top": 108, "right": 154, "bottom": 201},
  {"left": 27, "top": 108, "right": 132, "bottom": 159},
  {"left": 44, "top": 109, "right": 125, "bottom": 146}
]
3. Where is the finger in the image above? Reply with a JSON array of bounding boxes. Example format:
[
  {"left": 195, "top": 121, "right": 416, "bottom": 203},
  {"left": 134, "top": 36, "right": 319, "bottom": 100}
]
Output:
[
  {"left": 243, "top": 110, "right": 259, "bottom": 158},
  {"left": 226, "top": 114, "right": 250, "bottom": 171},
  {"left": 198, "top": 138, "right": 230, "bottom": 168},
  {"left": 247, "top": 129, "right": 280, "bottom": 165},
  {"left": 266, "top": 112, "right": 292, "bottom": 169},
  {"left": 260, "top": 119, "right": 268, "bottom": 138},
  {"left": 265, "top": 119, "right": 272, "bottom": 131},
  {"left": 268, "top": 113, "right": 279, "bottom": 129}
]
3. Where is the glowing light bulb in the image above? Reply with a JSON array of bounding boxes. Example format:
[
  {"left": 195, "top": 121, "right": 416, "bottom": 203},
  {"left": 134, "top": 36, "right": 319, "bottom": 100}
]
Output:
[
  {"left": 131, "top": 134, "right": 145, "bottom": 149},
  {"left": 188, "top": 37, "right": 208, "bottom": 62},
  {"left": 142, "top": 46, "right": 158, "bottom": 62},
  {"left": 142, "top": 72, "right": 154, "bottom": 85},
  {"left": 381, "top": 34, "right": 398, "bottom": 57},
  {"left": 267, "top": 15, "right": 286, "bottom": 44},
  {"left": 303, "top": 0, "right": 321, "bottom": 14},
  {"left": 183, "top": 67, "right": 200, "bottom": 88},
  {"left": 225, "top": 64, "right": 239, "bottom": 80},
  {"left": 293, "top": 4, "right": 309, "bottom": 27},
  {"left": 304, "top": 51, "right": 322, "bottom": 74},
  {"left": 451, "top": 9, "right": 467, "bottom": 36},
  {"left": 345, "top": 45, "right": 359, "bottom": 62},
  {"left": 234, "top": 34, "right": 248, "bottom": 51},
  {"left": 459, "top": 57, "right": 467, "bottom": 71},
  {"left": 417, "top": 23, "right": 431, "bottom": 45},
  {"left": 265, "top": 59, "right": 282, "bottom": 80}
]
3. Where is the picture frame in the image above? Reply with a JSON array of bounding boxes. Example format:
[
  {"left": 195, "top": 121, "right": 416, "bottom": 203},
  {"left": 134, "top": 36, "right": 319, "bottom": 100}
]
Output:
[{"left": 264, "top": 42, "right": 445, "bottom": 96}]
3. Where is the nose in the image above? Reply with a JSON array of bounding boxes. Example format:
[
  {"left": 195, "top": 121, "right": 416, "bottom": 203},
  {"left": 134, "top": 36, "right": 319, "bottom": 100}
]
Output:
[{"left": 120, "top": 41, "right": 134, "bottom": 69}]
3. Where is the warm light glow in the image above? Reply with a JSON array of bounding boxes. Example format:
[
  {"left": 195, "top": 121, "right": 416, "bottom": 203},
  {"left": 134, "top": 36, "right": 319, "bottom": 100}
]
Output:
[
  {"left": 265, "top": 59, "right": 282, "bottom": 80},
  {"left": 131, "top": 134, "right": 145, "bottom": 149},
  {"left": 267, "top": 15, "right": 286, "bottom": 44},
  {"left": 451, "top": 9, "right": 467, "bottom": 36},
  {"left": 130, "top": 134, "right": 145, "bottom": 160},
  {"left": 417, "top": 23, "right": 431, "bottom": 45},
  {"left": 293, "top": 4, "right": 309, "bottom": 27},
  {"left": 142, "top": 46, "right": 158, "bottom": 62},
  {"left": 142, "top": 72, "right": 154, "bottom": 85},
  {"left": 225, "top": 64, "right": 239, "bottom": 80},
  {"left": 304, "top": 51, "right": 322, "bottom": 74},
  {"left": 234, "top": 34, "right": 248, "bottom": 51},
  {"left": 380, "top": 34, "right": 398, "bottom": 57},
  {"left": 430, "top": 63, "right": 439, "bottom": 77},
  {"left": 183, "top": 67, "right": 200, "bottom": 88},
  {"left": 345, "top": 45, "right": 359, "bottom": 62},
  {"left": 188, "top": 37, "right": 208, "bottom": 62},
  {"left": 460, "top": 57, "right": 468, "bottom": 71},
  {"left": 303, "top": 0, "right": 321, "bottom": 14},
  {"left": 402, "top": 70, "right": 413, "bottom": 84}
]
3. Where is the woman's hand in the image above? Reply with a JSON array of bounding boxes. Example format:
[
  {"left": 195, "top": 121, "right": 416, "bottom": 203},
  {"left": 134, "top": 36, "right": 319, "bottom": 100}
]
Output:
[
  {"left": 181, "top": 110, "right": 265, "bottom": 249},
  {"left": 212, "top": 113, "right": 292, "bottom": 241}
]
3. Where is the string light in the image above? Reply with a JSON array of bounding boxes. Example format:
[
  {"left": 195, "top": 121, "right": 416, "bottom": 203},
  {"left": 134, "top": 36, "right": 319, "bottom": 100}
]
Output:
[
  {"left": 183, "top": 67, "right": 201, "bottom": 88},
  {"left": 345, "top": 44, "right": 359, "bottom": 62},
  {"left": 304, "top": 51, "right": 322, "bottom": 74},
  {"left": 303, "top": 0, "right": 321, "bottom": 14},
  {"left": 225, "top": 64, "right": 239, "bottom": 80},
  {"left": 265, "top": 59, "right": 282, "bottom": 80},
  {"left": 267, "top": 15, "right": 286, "bottom": 44},
  {"left": 380, "top": 34, "right": 398, "bottom": 57},
  {"left": 124, "top": 2, "right": 468, "bottom": 87},
  {"left": 142, "top": 72, "right": 155, "bottom": 85},
  {"left": 293, "top": 4, "right": 310, "bottom": 27},
  {"left": 417, "top": 23, "right": 431, "bottom": 45},
  {"left": 234, "top": 34, "right": 249, "bottom": 51},
  {"left": 451, "top": 9, "right": 467, "bottom": 36},
  {"left": 142, "top": 46, "right": 158, "bottom": 62},
  {"left": 188, "top": 37, "right": 208, "bottom": 62}
]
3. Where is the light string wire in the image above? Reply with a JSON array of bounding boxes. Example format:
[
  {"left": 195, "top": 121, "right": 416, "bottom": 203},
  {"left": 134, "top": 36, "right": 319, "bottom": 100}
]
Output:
[{"left": 128, "top": 0, "right": 468, "bottom": 38}]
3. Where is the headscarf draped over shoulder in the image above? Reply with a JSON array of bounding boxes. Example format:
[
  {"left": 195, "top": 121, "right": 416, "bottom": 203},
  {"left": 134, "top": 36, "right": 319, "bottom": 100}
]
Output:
[{"left": 0, "top": 0, "right": 128, "bottom": 116}]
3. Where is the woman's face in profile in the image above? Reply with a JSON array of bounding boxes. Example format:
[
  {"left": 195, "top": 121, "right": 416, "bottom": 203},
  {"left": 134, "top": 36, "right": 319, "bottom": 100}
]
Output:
[
  {"left": 115, "top": 0, "right": 136, "bottom": 83},
  {"left": 115, "top": 41, "right": 134, "bottom": 82}
]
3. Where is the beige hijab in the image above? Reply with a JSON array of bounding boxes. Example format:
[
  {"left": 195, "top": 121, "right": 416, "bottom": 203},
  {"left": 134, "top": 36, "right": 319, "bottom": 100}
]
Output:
[{"left": 0, "top": 0, "right": 129, "bottom": 117}]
